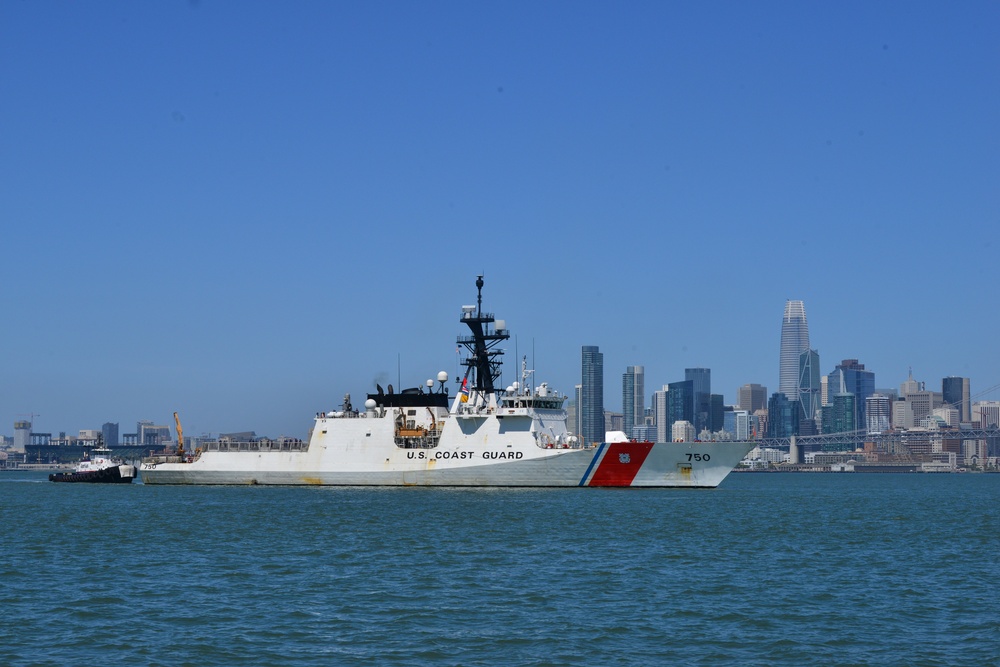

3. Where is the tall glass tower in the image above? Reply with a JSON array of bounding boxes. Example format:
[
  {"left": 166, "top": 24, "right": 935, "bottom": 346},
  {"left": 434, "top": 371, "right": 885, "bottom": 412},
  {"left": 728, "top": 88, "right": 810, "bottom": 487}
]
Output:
[
  {"left": 798, "top": 350, "right": 821, "bottom": 419},
  {"left": 581, "top": 346, "right": 605, "bottom": 446},
  {"left": 779, "top": 300, "right": 810, "bottom": 400},
  {"left": 685, "top": 368, "right": 711, "bottom": 434},
  {"left": 622, "top": 365, "right": 644, "bottom": 438}
]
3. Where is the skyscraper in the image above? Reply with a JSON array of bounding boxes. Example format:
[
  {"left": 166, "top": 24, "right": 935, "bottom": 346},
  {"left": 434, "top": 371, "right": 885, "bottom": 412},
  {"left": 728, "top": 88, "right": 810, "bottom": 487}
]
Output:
[
  {"left": 942, "top": 376, "right": 971, "bottom": 423},
  {"left": 737, "top": 383, "right": 767, "bottom": 413},
  {"left": 685, "top": 368, "right": 711, "bottom": 433},
  {"left": 866, "top": 394, "right": 891, "bottom": 434},
  {"left": 666, "top": 380, "right": 694, "bottom": 439},
  {"left": 767, "top": 392, "right": 800, "bottom": 438},
  {"left": 798, "top": 349, "right": 821, "bottom": 427},
  {"left": 823, "top": 393, "right": 857, "bottom": 436},
  {"left": 826, "top": 359, "right": 875, "bottom": 429},
  {"left": 581, "top": 346, "right": 605, "bottom": 446},
  {"left": 622, "top": 365, "right": 645, "bottom": 438},
  {"left": 652, "top": 386, "right": 669, "bottom": 442},
  {"left": 779, "top": 300, "right": 810, "bottom": 400}
]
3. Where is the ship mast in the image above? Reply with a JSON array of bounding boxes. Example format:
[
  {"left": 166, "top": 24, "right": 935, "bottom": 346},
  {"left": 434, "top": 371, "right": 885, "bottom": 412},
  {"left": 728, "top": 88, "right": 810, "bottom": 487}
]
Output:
[{"left": 456, "top": 275, "right": 509, "bottom": 396}]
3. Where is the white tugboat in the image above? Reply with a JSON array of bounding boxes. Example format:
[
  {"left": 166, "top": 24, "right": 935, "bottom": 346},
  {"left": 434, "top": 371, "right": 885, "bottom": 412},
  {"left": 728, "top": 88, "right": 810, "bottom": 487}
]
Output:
[
  {"left": 141, "top": 276, "right": 753, "bottom": 486},
  {"left": 50, "top": 447, "right": 137, "bottom": 484}
]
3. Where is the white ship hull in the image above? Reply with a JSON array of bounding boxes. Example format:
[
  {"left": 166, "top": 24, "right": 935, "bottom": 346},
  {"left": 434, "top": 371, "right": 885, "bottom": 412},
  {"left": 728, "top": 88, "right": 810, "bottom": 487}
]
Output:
[{"left": 141, "top": 424, "right": 752, "bottom": 487}]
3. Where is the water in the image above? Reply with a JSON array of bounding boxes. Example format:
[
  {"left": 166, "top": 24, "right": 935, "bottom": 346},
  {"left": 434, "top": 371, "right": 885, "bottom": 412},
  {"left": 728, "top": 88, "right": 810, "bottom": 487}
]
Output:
[{"left": 1, "top": 472, "right": 997, "bottom": 666}]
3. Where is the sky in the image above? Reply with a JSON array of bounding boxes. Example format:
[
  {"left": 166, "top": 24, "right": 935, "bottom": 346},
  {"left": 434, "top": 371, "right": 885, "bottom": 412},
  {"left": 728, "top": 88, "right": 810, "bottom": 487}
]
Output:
[{"left": 2, "top": 1, "right": 998, "bottom": 439}]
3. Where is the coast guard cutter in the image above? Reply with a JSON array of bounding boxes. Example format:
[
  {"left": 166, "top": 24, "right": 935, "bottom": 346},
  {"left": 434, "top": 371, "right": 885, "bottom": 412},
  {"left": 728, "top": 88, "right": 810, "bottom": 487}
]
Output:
[{"left": 141, "top": 277, "right": 753, "bottom": 486}]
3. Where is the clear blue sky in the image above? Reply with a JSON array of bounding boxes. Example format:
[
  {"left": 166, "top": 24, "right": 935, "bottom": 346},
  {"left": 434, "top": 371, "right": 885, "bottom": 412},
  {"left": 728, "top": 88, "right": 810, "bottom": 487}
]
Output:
[{"left": 2, "top": 1, "right": 998, "bottom": 438}]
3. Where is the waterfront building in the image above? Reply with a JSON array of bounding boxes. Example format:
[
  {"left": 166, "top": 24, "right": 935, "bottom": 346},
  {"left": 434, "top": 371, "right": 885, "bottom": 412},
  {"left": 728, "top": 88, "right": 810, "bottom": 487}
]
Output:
[
  {"left": 942, "top": 376, "right": 971, "bottom": 423},
  {"left": 581, "top": 346, "right": 605, "bottom": 446},
  {"left": 666, "top": 380, "right": 694, "bottom": 438},
  {"left": 767, "top": 392, "right": 799, "bottom": 438},
  {"left": 138, "top": 422, "right": 172, "bottom": 448},
  {"left": 779, "top": 300, "right": 810, "bottom": 400},
  {"left": 866, "top": 394, "right": 892, "bottom": 434},
  {"left": 622, "top": 366, "right": 645, "bottom": 438},
  {"left": 737, "top": 383, "right": 767, "bottom": 413},
  {"left": 685, "top": 368, "right": 711, "bottom": 434}
]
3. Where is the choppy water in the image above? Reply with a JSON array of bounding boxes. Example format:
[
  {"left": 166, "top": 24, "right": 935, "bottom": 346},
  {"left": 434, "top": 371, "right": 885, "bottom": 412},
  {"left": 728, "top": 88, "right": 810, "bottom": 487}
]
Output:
[{"left": 1, "top": 471, "right": 998, "bottom": 666}]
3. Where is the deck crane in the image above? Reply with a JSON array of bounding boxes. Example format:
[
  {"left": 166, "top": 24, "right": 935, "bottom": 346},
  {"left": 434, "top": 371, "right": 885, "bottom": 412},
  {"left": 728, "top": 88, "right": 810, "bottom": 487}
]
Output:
[{"left": 174, "top": 411, "right": 184, "bottom": 458}]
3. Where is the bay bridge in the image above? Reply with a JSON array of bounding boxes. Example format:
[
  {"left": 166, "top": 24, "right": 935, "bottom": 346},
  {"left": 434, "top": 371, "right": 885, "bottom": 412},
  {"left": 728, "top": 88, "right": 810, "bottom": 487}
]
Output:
[
  {"left": 755, "top": 425, "right": 1000, "bottom": 457},
  {"left": 748, "top": 381, "right": 1000, "bottom": 463}
]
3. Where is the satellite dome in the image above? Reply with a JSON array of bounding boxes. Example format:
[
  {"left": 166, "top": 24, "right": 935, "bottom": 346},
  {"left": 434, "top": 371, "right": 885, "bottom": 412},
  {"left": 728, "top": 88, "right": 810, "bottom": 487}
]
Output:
[
  {"left": 437, "top": 371, "right": 448, "bottom": 383},
  {"left": 364, "top": 399, "right": 376, "bottom": 410}
]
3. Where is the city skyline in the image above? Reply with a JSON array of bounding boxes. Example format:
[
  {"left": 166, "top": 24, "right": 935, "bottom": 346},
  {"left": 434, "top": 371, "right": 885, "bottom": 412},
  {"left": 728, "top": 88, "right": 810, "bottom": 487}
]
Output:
[{"left": 5, "top": 297, "right": 1000, "bottom": 440}]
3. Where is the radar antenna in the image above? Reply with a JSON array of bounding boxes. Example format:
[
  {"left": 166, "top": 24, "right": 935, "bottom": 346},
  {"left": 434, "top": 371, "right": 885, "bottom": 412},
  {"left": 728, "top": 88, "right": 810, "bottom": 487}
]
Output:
[{"left": 456, "top": 275, "right": 509, "bottom": 395}]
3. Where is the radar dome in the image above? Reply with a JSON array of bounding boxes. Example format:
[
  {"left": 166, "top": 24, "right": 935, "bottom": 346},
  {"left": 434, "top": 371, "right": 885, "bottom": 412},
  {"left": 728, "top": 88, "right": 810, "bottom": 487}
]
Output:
[
  {"left": 437, "top": 371, "right": 449, "bottom": 383},
  {"left": 364, "top": 399, "right": 376, "bottom": 410}
]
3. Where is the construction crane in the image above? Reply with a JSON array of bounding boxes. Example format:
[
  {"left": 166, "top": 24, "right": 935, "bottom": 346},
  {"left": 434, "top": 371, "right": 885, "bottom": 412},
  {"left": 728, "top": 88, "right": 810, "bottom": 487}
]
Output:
[
  {"left": 174, "top": 411, "right": 184, "bottom": 458},
  {"left": 17, "top": 413, "right": 41, "bottom": 428}
]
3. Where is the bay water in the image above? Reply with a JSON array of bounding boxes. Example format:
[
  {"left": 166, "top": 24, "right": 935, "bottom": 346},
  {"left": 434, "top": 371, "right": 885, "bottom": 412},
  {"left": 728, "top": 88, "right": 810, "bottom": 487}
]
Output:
[{"left": 1, "top": 471, "right": 997, "bottom": 666}]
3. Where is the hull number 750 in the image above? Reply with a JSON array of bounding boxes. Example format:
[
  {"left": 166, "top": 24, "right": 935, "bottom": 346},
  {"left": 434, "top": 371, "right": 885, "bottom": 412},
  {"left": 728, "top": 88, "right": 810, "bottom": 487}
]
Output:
[{"left": 686, "top": 453, "right": 711, "bottom": 462}]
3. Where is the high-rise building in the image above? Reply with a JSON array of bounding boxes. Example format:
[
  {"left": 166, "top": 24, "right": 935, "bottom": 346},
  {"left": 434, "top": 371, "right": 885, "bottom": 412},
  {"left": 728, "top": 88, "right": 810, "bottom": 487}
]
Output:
[
  {"left": 767, "top": 392, "right": 799, "bottom": 438},
  {"left": 892, "top": 398, "right": 914, "bottom": 430},
  {"left": 581, "top": 346, "right": 604, "bottom": 446},
  {"left": 942, "top": 376, "right": 971, "bottom": 423},
  {"left": 779, "top": 300, "right": 810, "bottom": 400},
  {"left": 823, "top": 393, "right": 857, "bottom": 435},
  {"left": 798, "top": 349, "right": 821, "bottom": 425},
  {"left": 900, "top": 370, "right": 924, "bottom": 396},
  {"left": 622, "top": 366, "right": 645, "bottom": 438},
  {"left": 652, "top": 386, "right": 669, "bottom": 443},
  {"left": 866, "top": 394, "right": 891, "bottom": 434},
  {"left": 666, "top": 380, "right": 694, "bottom": 438},
  {"left": 709, "top": 394, "right": 725, "bottom": 433},
  {"left": 826, "top": 359, "right": 875, "bottom": 429},
  {"left": 972, "top": 401, "right": 1000, "bottom": 428},
  {"left": 972, "top": 401, "right": 1000, "bottom": 458},
  {"left": 724, "top": 409, "right": 752, "bottom": 440},
  {"left": 13, "top": 420, "right": 31, "bottom": 452},
  {"left": 102, "top": 422, "right": 119, "bottom": 448},
  {"left": 685, "top": 368, "right": 711, "bottom": 433},
  {"left": 573, "top": 385, "right": 582, "bottom": 438},
  {"left": 737, "top": 383, "right": 767, "bottom": 413}
]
